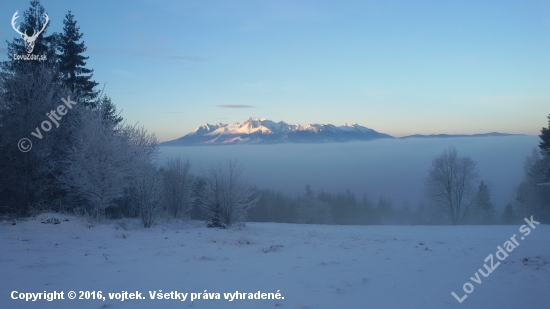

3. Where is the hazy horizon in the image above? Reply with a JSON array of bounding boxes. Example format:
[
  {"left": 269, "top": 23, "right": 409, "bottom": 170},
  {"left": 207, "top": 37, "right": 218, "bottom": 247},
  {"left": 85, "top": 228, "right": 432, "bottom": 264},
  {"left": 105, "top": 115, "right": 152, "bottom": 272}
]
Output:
[{"left": 159, "top": 135, "right": 540, "bottom": 212}]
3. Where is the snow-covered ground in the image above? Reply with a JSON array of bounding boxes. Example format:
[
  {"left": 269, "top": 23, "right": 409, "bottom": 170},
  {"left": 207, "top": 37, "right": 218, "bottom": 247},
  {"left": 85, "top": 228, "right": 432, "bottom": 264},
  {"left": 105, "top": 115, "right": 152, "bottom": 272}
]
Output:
[{"left": 1, "top": 213, "right": 549, "bottom": 309}]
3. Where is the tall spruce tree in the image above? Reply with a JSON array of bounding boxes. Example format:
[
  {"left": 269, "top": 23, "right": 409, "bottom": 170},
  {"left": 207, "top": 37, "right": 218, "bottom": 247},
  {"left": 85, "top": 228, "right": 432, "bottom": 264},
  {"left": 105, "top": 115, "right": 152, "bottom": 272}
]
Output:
[
  {"left": 540, "top": 114, "right": 550, "bottom": 154},
  {"left": 537, "top": 114, "right": 550, "bottom": 184},
  {"left": 57, "top": 11, "right": 99, "bottom": 105},
  {"left": 502, "top": 203, "right": 517, "bottom": 224},
  {"left": 98, "top": 95, "right": 123, "bottom": 125},
  {"left": 2, "top": 0, "right": 57, "bottom": 72},
  {"left": 474, "top": 181, "right": 495, "bottom": 224}
]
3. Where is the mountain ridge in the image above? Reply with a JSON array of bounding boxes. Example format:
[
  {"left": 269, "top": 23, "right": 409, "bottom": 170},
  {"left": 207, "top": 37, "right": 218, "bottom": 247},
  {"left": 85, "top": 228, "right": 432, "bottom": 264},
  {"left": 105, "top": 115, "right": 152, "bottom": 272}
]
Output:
[
  {"left": 160, "top": 117, "right": 520, "bottom": 146},
  {"left": 161, "top": 117, "right": 392, "bottom": 146}
]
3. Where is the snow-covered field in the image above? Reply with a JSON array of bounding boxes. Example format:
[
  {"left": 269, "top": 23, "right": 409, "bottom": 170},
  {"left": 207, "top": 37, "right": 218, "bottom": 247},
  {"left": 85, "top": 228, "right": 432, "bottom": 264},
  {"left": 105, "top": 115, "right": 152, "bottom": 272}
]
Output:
[{"left": 1, "top": 213, "right": 549, "bottom": 309}]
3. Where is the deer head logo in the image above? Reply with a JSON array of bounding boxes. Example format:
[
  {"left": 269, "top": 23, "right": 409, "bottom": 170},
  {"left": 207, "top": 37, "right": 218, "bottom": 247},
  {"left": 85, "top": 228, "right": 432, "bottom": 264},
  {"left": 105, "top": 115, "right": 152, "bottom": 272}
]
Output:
[{"left": 11, "top": 11, "right": 49, "bottom": 54}]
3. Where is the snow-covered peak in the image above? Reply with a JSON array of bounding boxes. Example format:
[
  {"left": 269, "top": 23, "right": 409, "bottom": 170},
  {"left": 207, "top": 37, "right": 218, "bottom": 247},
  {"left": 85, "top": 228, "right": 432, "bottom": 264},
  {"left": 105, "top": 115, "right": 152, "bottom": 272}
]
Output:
[
  {"left": 164, "top": 117, "right": 391, "bottom": 146},
  {"left": 200, "top": 118, "right": 379, "bottom": 136},
  {"left": 192, "top": 123, "right": 227, "bottom": 136},
  {"left": 207, "top": 117, "right": 278, "bottom": 136},
  {"left": 339, "top": 123, "right": 373, "bottom": 132}
]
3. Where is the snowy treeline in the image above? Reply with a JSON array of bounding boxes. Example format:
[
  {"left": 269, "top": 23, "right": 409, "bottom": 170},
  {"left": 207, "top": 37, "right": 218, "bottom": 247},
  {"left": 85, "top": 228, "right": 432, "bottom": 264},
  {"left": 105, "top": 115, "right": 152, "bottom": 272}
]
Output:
[
  {"left": 0, "top": 1, "right": 548, "bottom": 228},
  {"left": 0, "top": 62, "right": 160, "bottom": 226},
  {"left": 248, "top": 187, "right": 422, "bottom": 225},
  {"left": 247, "top": 184, "right": 499, "bottom": 225}
]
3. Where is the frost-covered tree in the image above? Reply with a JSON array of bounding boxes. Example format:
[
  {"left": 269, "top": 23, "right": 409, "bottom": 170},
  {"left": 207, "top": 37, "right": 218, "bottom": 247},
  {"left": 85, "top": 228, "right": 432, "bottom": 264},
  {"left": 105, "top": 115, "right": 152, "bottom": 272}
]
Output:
[
  {"left": 424, "top": 147, "right": 479, "bottom": 225},
  {"left": 58, "top": 106, "right": 130, "bottom": 220},
  {"left": 200, "top": 159, "right": 258, "bottom": 226},
  {"left": 161, "top": 158, "right": 194, "bottom": 219},
  {"left": 60, "top": 110, "right": 159, "bottom": 221},
  {"left": 118, "top": 124, "right": 159, "bottom": 172},
  {"left": 0, "top": 63, "right": 69, "bottom": 215},
  {"left": 119, "top": 123, "right": 160, "bottom": 219}
]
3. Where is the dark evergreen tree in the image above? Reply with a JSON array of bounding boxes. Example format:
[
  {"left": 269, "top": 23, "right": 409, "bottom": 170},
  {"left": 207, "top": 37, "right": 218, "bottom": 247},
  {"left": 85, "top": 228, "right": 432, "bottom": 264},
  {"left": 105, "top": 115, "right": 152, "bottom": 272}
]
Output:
[
  {"left": 0, "top": 63, "right": 69, "bottom": 216},
  {"left": 97, "top": 95, "right": 123, "bottom": 125},
  {"left": 248, "top": 189, "right": 276, "bottom": 222},
  {"left": 376, "top": 197, "right": 394, "bottom": 224},
  {"left": 207, "top": 202, "right": 226, "bottom": 229},
  {"left": 2, "top": 0, "right": 57, "bottom": 72},
  {"left": 502, "top": 203, "right": 517, "bottom": 225},
  {"left": 395, "top": 200, "right": 413, "bottom": 225},
  {"left": 540, "top": 114, "right": 550, "bottom": 154},
  {"left": 539, "top": 114, "right": 550, "bottom": 182},
  {"left": 360, "top": 194, "right": 376, "bottom": 224},
  {"left": 57, "top": 11, "right": 99, "bottom": 105},
  {"left": 514, "top": 149, "right": 550, "bottom": 223},
  {"left": 189, "top": 178, "right": 209, "bottom": 220},
  {"left": 296, "top": 185, "right": 331, "bottom": 224},
  {"left": 474, "top": 181, "right": 495, "bottom": 224}
]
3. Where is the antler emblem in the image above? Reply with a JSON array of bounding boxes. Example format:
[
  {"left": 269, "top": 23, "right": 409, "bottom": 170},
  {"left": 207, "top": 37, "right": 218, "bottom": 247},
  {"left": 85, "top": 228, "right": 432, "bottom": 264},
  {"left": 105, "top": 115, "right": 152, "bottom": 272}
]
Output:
[{"left": 11, "top": 10, "right": 49, "bottom": 54}]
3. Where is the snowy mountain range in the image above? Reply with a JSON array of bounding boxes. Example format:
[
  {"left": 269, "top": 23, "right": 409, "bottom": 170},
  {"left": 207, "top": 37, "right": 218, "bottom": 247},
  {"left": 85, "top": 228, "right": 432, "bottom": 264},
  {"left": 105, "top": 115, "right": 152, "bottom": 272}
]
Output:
[
  {"left": 160, "top": 117, "right": 520, "bottom": 146},
  {"left": 161, "top": 117, "right": 393, "bottom": 146}
]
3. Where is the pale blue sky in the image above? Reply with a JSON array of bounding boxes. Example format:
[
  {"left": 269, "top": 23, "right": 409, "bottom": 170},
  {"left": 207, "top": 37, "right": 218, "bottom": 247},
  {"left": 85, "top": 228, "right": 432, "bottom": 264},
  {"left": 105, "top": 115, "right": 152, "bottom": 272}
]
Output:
[{"left": 2, "top": 0, "right": 549, "bottom": 141}]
